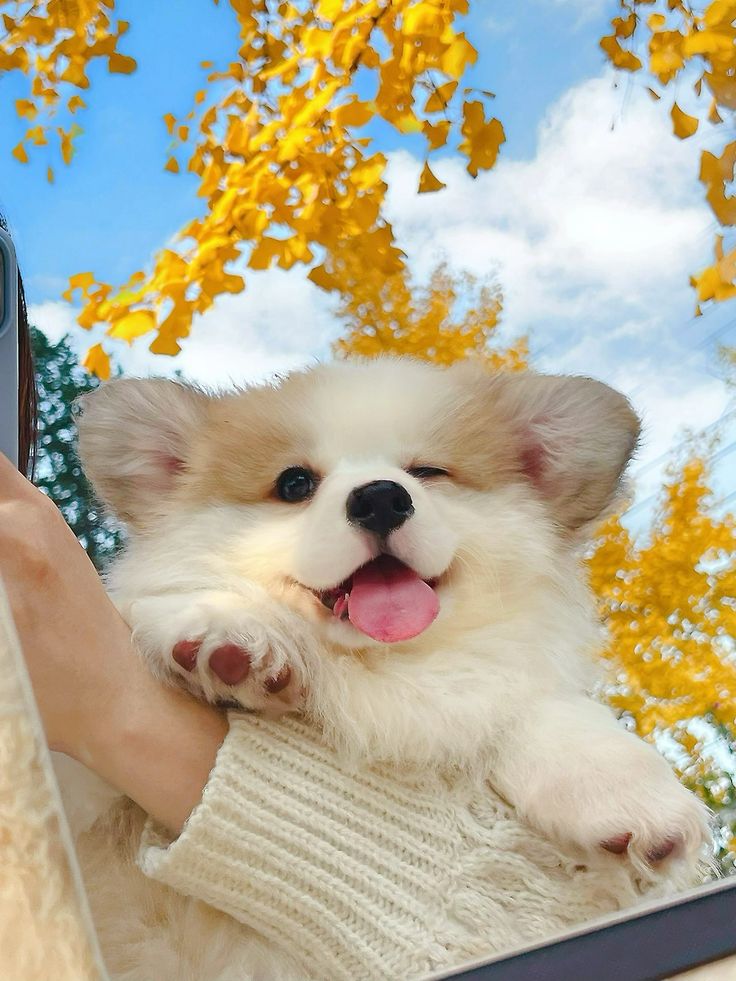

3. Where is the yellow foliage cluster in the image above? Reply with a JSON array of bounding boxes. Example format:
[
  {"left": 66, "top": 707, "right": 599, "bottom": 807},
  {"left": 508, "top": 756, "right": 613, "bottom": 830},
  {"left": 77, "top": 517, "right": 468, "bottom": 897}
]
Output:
[
  {"left": 600, "top": 1, "right": 736, "bottom": 309},
  {"left": 36, "top": 0, "right": 507, "bottom": 378},
  {"left": 589, "top": 456, "right": 736, "bottom": 853},
  {"left": 1, "top": 0, "right": 135, "bottom": 176},
  {"left": 334, "top": 261, "right": 527, "bottom": 369},
  {"left": 589, "top": 458, "right": 736, "bottom": 739}
]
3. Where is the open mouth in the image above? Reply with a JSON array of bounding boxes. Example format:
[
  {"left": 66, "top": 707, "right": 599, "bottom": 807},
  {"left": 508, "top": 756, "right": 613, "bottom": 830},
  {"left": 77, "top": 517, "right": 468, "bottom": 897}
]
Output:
[{"left": 312, "top": 554, "right": 441, "bottom": 644}]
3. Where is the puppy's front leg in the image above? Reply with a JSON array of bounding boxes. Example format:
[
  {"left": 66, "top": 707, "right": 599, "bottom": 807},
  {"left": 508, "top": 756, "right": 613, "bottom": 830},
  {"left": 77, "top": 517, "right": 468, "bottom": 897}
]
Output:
[
  {"left": 120, "top": 587, "right": 318, "bottom": 714},
  {"left": 490, "top": 694, "right": 711, "bottom": 872}
]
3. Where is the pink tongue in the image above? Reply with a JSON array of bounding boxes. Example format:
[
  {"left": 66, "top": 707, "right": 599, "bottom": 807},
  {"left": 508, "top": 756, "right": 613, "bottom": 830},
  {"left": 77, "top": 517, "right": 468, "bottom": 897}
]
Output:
[{"left": 346, "top": 555, "right": 439, "bottom": 643}]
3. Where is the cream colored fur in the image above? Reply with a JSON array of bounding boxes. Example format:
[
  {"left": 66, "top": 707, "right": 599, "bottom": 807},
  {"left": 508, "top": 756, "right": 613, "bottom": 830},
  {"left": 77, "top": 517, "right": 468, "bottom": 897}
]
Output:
[
  {"left": 68, "top": 357, "right": 712, "bottom": 980},
  {"left": 0, "top": 579, "right": 105, "bottom": 981}
]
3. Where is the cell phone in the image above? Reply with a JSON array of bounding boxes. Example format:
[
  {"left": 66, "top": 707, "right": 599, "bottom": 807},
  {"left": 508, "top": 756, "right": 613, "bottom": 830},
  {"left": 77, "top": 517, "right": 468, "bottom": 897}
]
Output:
[{"left": 0, "top": 227, "right": 18, "bottom": 468}]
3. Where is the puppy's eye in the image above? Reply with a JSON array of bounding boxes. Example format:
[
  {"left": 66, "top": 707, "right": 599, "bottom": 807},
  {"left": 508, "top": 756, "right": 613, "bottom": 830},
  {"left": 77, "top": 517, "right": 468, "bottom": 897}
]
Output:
[
  {"left": 275, "top": 466, "right": 318, "bottom": 502},
  {"left": 407, "top": 466, "right": 450, "bottom": 480}
]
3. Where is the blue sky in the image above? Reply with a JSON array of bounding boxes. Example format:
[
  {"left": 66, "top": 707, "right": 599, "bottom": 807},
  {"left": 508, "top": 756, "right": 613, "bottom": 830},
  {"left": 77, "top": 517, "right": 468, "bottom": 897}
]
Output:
[{"left": 1, "top": 0, "right": 734, "bottom": 524}]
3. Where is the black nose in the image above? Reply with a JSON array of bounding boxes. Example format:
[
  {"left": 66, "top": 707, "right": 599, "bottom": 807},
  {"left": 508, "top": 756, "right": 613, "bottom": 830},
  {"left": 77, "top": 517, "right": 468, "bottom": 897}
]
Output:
[{"left": 346, "top": 480, "right": 414, "bottom": 537}]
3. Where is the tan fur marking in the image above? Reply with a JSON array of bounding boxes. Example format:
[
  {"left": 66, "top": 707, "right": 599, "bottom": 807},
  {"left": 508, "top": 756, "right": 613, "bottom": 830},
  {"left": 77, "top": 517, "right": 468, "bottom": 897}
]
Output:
[{"left": 181, "top": 384, "right": 315, "bottom": 505}]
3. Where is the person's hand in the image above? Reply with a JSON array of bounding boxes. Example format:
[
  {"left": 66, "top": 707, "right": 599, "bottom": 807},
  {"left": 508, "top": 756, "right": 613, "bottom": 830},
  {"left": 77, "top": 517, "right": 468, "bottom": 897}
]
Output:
[
  {"left": 0, "top": 453, "right": 227, "bottom": 832},
  {"left": 0, "top": 451, "right": 138, "bottom": 755}
]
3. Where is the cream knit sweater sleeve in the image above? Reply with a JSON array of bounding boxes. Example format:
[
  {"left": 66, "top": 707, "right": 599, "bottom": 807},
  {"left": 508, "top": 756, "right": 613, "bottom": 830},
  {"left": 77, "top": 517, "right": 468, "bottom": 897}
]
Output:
[{"left": 137, "top": 714, "right": 684, "bottom": 981}]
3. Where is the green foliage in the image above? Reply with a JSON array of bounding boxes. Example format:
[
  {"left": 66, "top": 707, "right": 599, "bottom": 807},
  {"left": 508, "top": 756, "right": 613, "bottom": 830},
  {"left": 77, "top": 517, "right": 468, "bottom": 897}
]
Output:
[{"left": 31, "top": 326, "right": 122, "bottom": 568}]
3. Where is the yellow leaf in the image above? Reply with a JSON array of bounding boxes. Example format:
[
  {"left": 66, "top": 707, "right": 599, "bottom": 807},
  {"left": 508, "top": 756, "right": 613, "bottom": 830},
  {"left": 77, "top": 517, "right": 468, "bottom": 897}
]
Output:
[
  {"left": 60, "top": 60, "right": 89, "bottom": 87},
  {"left": 334, "top": 99, "right": 374, "bottom": 128},
  {"left": 165, "top": 157, "right": 180, "bottom": 173},
  {"left": 682, "top": 27, "right": 735, "bottom": 58},
  {"left": 441, "top": 34, "right": 477, "bottom": 78},
  {"left": 704, "top": 0, "right": 735, "bottom": 27},
  {"left": 11, "top": 142, "right": 28, "bottom": 164},
  {"left": 108, "top": 309, "right": 156, "bottom": 342},
  {"left": 15, "top": 99, "right": 37, "bottom": 120},
  {"left": 613, "top": 12, "right": 637, "bottom": 37},
  {"left": 418, "top": 162, "right": 446, "bottom": 193},
  {"left": 308, "top": 264, "right": 337, "bottom": 291},
  {"left": 47, "top": 166, "right": 54, "bottom": 184},
  {"left": 68, "top": 271, "right": 96, "bottom": 292},
  {"left": 163, "top": 112, "right": 176, "bottom": 135},
  {"left": 671, "top": 103, "right": 699, "bottom": 139},
  {"left": 108, "top": 53, "right": 136, "bottom": 74},
  {"left": 248, "top": 236, "right": 283, "bottom": 270},
  {"left": 82, "top": 343, "right": 111, "bottom": 380},
  {"left": 460, "top": 102, "right": 506, "bottom": 177},
  {"left": 351, "top": 153, "right": 387, "bottom": 191},
  {"left": 58, "top": 128, "right": 74, "bottom": 165},
  {"left": 394, "top": 112, "right": 423, "bottom": 134},
  {"left": 600, "top": 34, "right": 642, "bottom": 71},
  {"left": 403, "top": 4, "right": 446, "bottom": 37},
  {"left": 649, "top": 29, "right": 684, "bottom": 83},
  {"left": 704, "top": 70, "right": 736, "bottom": 110},
  {"left": 149, "top": 333, "right": 182, "bottom": 356},
  {"left": 423, "top": 119, "right": 451, "bottom": 150},
  {"left": 317, "top": 0, "right": 343, "bottom": 19},
  {"left": 709, "top": 99, "right": 723, "bottom": 125},
  {"left": 67, "top": 95, "right": 86, "bottom": 113},
  {"left": 424, "top": 81, "right": 457, "bottom": 113}
]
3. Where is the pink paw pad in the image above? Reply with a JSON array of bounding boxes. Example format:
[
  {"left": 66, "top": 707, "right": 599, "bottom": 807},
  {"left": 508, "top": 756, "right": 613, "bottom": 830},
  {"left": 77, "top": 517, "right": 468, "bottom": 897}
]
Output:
[
  {"left": 209, "top": 643, "right": 251, "bottom": 685},
  {"left": 601, "top": 833, "right": 632, "bottom": 855},
  {"left": 647, "top": 838, "right": 677, "bottom": 863},
  {"left": 172, "top": 640, "right": 200, "bottom": 672},
  {"left": 265, "top": 664, "right": 291, "bottom": 693}
]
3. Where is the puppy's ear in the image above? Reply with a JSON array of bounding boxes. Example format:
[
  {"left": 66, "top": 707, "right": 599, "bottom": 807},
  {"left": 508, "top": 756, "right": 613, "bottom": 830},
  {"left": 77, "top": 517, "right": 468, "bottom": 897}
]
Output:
[
  {"left": 492, "top": 371, "right": 640, "bottom": 530},
  {"left": 76, "top": 378, "right": 209, "bottom": 526}
]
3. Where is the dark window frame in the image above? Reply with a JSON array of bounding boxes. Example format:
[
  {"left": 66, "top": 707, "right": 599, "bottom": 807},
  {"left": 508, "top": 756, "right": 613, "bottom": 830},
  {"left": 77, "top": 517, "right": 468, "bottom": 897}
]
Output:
[
  {"left": 0, "top": 227, "right": 18, "bottom": 466},
  {"left": 432, "top": 876, "right": 736, "bottom": 981}
]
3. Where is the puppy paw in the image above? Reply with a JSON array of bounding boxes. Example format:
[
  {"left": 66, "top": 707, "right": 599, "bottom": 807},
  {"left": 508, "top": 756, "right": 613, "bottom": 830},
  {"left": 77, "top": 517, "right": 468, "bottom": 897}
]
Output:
[
  {"left": 172, "top": 608, "right": 305, "bottom": 713},
  {"left": 130, "top": 593, "right": 310, "bottom": 715},
  {"left": 520, "top": 737, "right": 711, "bottom": 877}
]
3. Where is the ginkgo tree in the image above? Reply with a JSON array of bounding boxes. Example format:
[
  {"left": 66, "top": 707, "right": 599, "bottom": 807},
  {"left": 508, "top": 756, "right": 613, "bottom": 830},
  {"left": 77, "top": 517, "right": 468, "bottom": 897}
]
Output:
[
  {"left": 600, "top": 0, "right": 736, "bottom": 310},
  {"left": 589, "top": 456, "right": 736, "bottom": 866},
  {"left": 333, "top": 258, "right": 528, "bottom": 369},
  {"left": 1, "top": 0, "right": 505, "bottom": 377}
]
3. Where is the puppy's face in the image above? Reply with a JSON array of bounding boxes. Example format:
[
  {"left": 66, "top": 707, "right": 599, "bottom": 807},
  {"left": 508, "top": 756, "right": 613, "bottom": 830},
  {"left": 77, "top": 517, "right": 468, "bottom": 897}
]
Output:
[{"left": 78, "top": 358, "right": 639, "bottom": 650}]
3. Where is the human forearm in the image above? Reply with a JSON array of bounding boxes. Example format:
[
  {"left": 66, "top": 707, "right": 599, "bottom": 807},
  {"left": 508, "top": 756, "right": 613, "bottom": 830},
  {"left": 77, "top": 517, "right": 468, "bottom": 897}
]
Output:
[
  {"left": 0, "top": 453, "right": 228, "bottom": 835},
  {"left": 76, "top": 654, "right": 228, "bottom": 835}
]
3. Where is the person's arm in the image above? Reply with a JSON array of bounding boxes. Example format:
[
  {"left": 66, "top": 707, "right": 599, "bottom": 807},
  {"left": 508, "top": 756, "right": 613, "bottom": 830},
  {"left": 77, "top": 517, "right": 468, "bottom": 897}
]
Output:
[{"left": 0, "top": 451, "right": 227, "bottom": 833}]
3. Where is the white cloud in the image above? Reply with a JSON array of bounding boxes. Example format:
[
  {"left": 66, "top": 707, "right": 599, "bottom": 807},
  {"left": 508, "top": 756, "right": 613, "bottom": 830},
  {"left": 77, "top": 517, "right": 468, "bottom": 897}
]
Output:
[
  {"left": 30, "top": 267, "right": 341, "bottom": 389},
  {"left": 161, "top": 268, "right": 339, "bottom": 388},
  {"left": 29, "top": 300, "right": 79, "bottom": 345},
  {"left": 386, "top": 74, "right": 708, "bottom": 332}
]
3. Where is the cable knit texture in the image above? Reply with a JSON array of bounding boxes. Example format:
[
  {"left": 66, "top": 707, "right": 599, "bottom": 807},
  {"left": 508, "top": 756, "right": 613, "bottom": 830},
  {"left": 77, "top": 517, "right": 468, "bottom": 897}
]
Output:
[{"left": 138, "top": 713, "right": 694, "bottom": 981}]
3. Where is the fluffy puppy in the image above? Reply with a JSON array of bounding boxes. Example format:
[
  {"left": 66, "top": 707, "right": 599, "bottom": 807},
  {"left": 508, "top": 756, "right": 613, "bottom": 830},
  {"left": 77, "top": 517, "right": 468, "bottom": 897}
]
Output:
[{"left": 71, "top": 357, "right": 710, "bottom": 976}]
